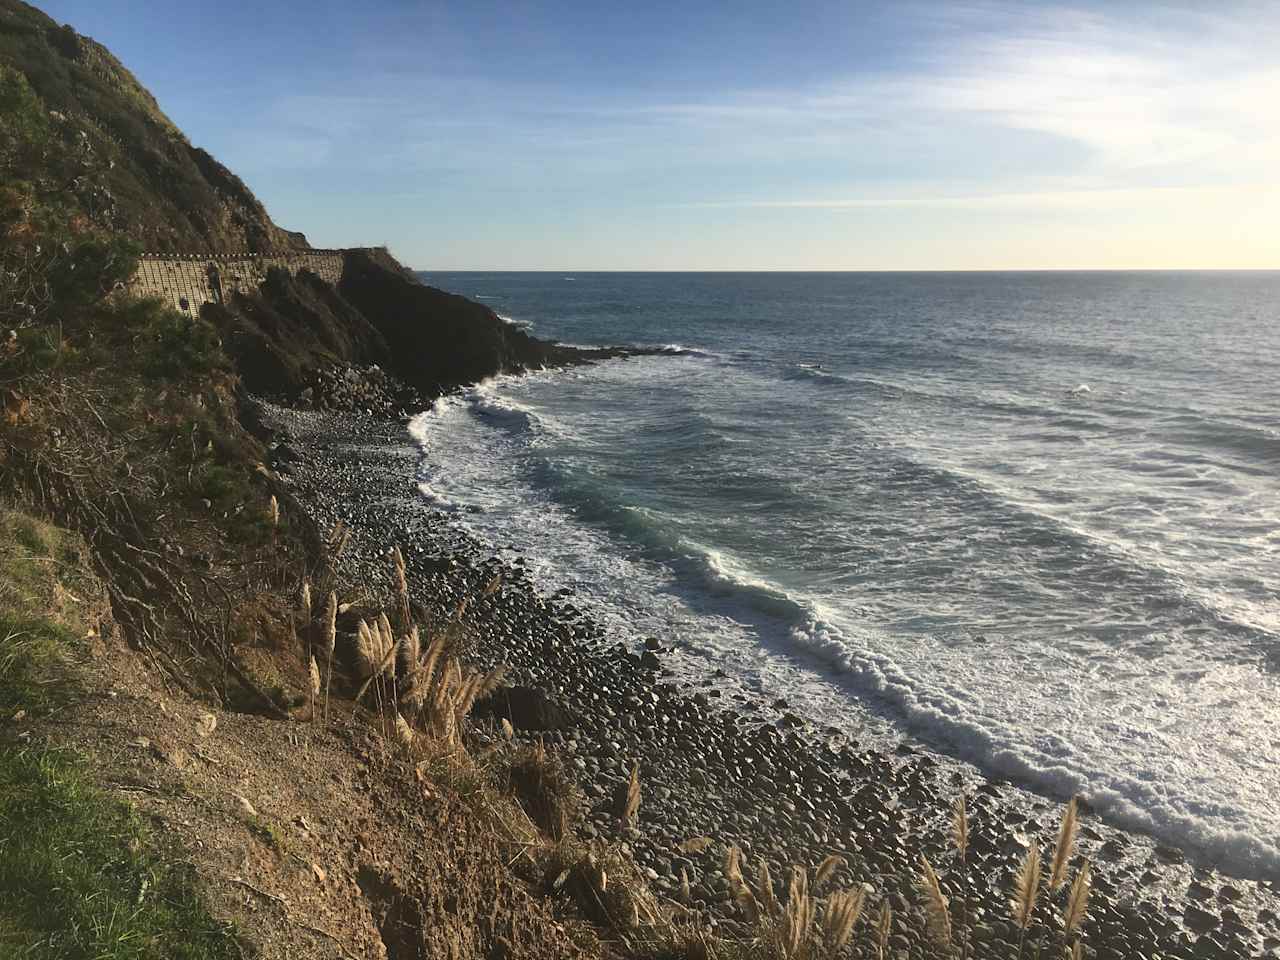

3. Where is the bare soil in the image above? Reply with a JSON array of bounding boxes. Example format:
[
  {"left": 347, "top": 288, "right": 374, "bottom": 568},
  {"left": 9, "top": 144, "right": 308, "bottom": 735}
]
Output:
[{"left": 25, "top": 621, "right": 599, "bottom": 960}]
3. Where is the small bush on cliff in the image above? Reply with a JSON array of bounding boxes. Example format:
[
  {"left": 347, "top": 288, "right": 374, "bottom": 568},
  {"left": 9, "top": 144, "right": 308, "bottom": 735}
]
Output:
[
  {"left": 0, "top": 64, "right": 138, "bottom": 329},
  {"left": 0, "top": 60, "right": 50, "bottom": 166},
  {"left": 137, "top": 306, "right": 226, "bottom": 379},
  {"left": 71, "top": 297, "right": 227, "bottom": 381},
  {"left": 0, "top": 182, "right": 139, "bottom": 329}
]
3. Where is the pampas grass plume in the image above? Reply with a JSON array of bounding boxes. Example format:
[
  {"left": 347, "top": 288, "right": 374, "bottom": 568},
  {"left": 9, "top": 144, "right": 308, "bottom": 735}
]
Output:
[
  {"left": 354, "top": 619, "right": 376, "bottom": 677},
  {"left": 1049, "top": 797, "right": 1080, "bottom": 893},
  {"left": 875, "top": 898, "right": 892, "bottom": 960},
  {"left": 320, "top": 590, "right": 337, "bottom": 719},
  {"left": 1012, "top": 844, "right": 1043, "bottom": 931},
  {"left": 918, "top": 855, "right": 953, "bottom": 949},
  {"left": 823, "top": 887, "right": 865, "bottom": 951},
  {"left": 1063, "top": 860, "right": 1092, "bottom": 936},
  {"left": 391, "top": 544, "right": 411, "bottom": 629},
  {"left": 757, "top": 858, "right": 780, "bottom": 919},
  {"left": 328, "top": 520, "right": 350, "bottom": 558},
  {"left": 782, "top": 866, "right": 813, "bottom": 960},
  {"left": 724, "top": 845, "right": 760, "bottom": 922},
  {"left": 617, "top": 761, "right": 641, "bottom": 826},
  {"left": 322, "top": 591, "right": 337, "bottom": 658},
  {"left": 814, "top": 853, "right": 844, "bottom": 890},
  {"left": 376, "top": 612, "right": 396, "bottom": 679},
  {"left": 953, "top": 794, "right": 969, "bottom": 862},
  {"left": 398, "top": 626, "right": 420, "bottom": 678},
  {"left": 394, "top": 712, "right": 414, "bottom": 746}
]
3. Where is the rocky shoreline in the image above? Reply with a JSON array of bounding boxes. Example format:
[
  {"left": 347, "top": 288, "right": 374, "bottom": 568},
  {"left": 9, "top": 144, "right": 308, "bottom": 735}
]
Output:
[{"left": 257, "top": 400, "right": 1277, "bottom": 960}]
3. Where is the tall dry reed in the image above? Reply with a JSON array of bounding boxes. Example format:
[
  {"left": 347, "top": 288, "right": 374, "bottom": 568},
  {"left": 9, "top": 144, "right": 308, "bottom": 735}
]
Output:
[
  {"left": 953, "top": 794, "right": 971, "bottom": 960},
  {"left": 1011, "top": 844, "right": 1042, "bottom": 960},
  {"left": 875, "top": 899, "right": 892, "bottom": 960},
  {"left": 918, "top": 855, "right": 952, "bottom": 953},
  {"left": 321, "top": 589, "right": 336, "bottom": 719},
  {"left": 1048, "top": 798, "right": 1080, "bottom": 894}
]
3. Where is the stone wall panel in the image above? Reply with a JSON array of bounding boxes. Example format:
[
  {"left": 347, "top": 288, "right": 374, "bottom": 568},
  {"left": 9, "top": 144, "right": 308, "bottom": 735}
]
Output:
[{"left": 127, "top": 250, "right": 349, "bottom": 313}]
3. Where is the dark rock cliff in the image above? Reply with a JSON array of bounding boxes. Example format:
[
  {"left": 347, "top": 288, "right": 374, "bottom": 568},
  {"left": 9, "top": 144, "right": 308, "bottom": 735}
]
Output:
[
  {"left": 336, "top": 249, "right": 603, "bottom": 395},
  {"left": 206, "top": 250, "right": 636, "bottom": 405}
]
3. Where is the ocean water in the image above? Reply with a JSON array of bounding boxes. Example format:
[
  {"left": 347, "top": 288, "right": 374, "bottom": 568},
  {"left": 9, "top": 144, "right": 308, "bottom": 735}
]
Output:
[{"left": 411, "top": 271, "right": 1280, "bottom": 880}]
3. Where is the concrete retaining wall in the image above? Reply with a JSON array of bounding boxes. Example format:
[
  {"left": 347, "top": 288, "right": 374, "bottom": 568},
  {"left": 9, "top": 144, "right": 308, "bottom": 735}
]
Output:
[{"left": 128, "top": 250, "right": 348, "bottom": 314}]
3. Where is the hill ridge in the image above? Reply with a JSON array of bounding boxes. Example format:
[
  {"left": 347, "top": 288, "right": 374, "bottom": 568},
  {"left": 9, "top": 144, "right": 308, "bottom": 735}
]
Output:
[{"left": 1, "top": 0, "right": 302, "bottom": 252}]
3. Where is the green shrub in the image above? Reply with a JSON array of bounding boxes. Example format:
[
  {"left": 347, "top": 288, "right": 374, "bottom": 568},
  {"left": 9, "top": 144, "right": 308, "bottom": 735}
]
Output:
[
  {"left": 0, "top": 64, "right": 140, "bottom": 330},
  {"left": 96, "top": 298, "right": 228, "bottom": 380},
  {"left": 0, "top": 63, "right": 51, "bottom": 167},
  {"left": 0, "top": 184, "right": 140, "bottom": 330},
  {"left": 140, "top": 310, "right": 226, "bottom": 379}
]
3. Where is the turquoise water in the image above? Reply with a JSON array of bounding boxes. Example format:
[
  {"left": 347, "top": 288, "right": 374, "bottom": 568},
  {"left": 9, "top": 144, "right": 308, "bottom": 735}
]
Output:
[{"left": 412, "top": 271, "right": 1280, "bottom": 878}]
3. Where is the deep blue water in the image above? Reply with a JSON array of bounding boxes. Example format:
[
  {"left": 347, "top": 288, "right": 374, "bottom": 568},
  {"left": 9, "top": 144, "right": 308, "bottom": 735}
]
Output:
[{"left": 412, "top": 271, "right": 1280, "bottom": 878}]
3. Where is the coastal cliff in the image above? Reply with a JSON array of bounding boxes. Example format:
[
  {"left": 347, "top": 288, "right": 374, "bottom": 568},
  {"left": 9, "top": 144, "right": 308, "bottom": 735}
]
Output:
[
  {"left": 1, "top": 0, "right": 590, "bottom": 405},
  {"left": 2, "top": 3, "right": 1273, "bottom": 960},
  {"left": 0, "top": 3, "right": 642, "bottom": 957}
]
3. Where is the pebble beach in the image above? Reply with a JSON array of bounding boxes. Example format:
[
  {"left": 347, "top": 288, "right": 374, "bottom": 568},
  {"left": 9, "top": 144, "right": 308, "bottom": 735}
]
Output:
[{"left": 260, "top": 400, "right": 1279, "bottom": 960}]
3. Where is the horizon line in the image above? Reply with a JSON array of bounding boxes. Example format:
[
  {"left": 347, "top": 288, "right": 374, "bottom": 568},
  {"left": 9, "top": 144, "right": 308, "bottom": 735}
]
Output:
[{"left": 412, "top": 267, "right": 1280, "bottom": 274}]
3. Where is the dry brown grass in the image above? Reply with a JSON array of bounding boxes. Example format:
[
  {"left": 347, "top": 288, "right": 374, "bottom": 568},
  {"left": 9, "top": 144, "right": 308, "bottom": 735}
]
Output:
[
  {"left": 506, "top": 739, "right": 579, "bottom": 843},
  {"left": 716, "top": 848, "right": 887, "bottom": 960},
  {"left": 917, "top": 855, "right": 952, "bottom": 953},
  {"left": 1048, "top": 797, "right": 1079, "bottom": 894},
  {"left": 616, "top": 761, "right": 642, "bottom": 827},
  {"left": 544, "top": 840, "right": 667, "bottom": 939},
  {"left": 686, "top": 792, "right": 1099, "bottom": 960}
]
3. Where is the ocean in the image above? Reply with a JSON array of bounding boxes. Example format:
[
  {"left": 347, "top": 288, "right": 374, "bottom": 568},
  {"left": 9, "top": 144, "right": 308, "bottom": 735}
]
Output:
[{"left": 410, "top": 270, "right": 1280, "bottom": 880}]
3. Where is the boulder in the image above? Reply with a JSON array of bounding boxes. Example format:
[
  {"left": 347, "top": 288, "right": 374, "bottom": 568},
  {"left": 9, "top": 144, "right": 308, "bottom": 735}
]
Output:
[{"left": 472, "top": 685, "right": 573, "bottom": 732}]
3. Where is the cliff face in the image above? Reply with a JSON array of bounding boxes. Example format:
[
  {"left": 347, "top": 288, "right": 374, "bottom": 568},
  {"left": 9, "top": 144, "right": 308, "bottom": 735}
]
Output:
[
  {"left": 0, "top": 0, "right": 302, "bottom": 252},
  {"left": 336, "top": 250, "right": 592, "bottom": 394},
  {"left": 208, "top": 251, "right": 613, "bottom": 403},
  {"left": 1, "top": 1, "right": 631, "bottom": 406}
]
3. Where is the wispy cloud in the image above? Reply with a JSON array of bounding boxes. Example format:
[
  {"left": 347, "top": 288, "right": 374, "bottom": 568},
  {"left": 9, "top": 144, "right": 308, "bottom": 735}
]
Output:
[
  {"left": 622, "top": 6, "right": 1280, "bottom": 192},
  {"left": 670, "top": 181, "right": 1280, "bottom": 212},
  {"left": 227, "top": 0, "right": 1280, "bottom": 266}
]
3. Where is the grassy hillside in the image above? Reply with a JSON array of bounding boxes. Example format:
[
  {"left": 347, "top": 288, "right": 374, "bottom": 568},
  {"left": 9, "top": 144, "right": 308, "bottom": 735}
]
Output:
[{"left": 0, "top": 0, "right": 302, "bottom": 253}]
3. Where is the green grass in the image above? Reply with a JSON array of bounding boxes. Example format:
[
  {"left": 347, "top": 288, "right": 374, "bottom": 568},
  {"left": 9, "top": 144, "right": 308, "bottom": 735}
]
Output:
[
  {"left": 0, "top": 508, "right": 249, "bottom": 959},
  {"left": 0, "top": 508, "right": 85, "bottom": 715},
  {"left": 0, "top": 747, "right": 247, "bottom": 959},
  {"left": 0, "top": 612, "right": 78, "bottom": 715}
]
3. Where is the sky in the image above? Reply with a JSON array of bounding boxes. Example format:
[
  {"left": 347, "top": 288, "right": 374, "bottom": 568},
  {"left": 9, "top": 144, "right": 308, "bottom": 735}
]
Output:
[{"left": 34, "top": 1, "right": 1280, "bottom": 270}]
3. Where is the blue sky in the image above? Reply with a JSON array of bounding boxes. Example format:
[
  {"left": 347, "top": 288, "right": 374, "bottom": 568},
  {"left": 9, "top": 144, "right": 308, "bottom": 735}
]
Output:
[{"left": 36, "top": 1, "right": 1280, "bottom": 269}]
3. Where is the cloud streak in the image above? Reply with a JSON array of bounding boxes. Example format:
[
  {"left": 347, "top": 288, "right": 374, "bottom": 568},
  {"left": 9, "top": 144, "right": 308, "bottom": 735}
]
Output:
[{"left": 223, "top": 0, "right": 1280, "bottom": 267}]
